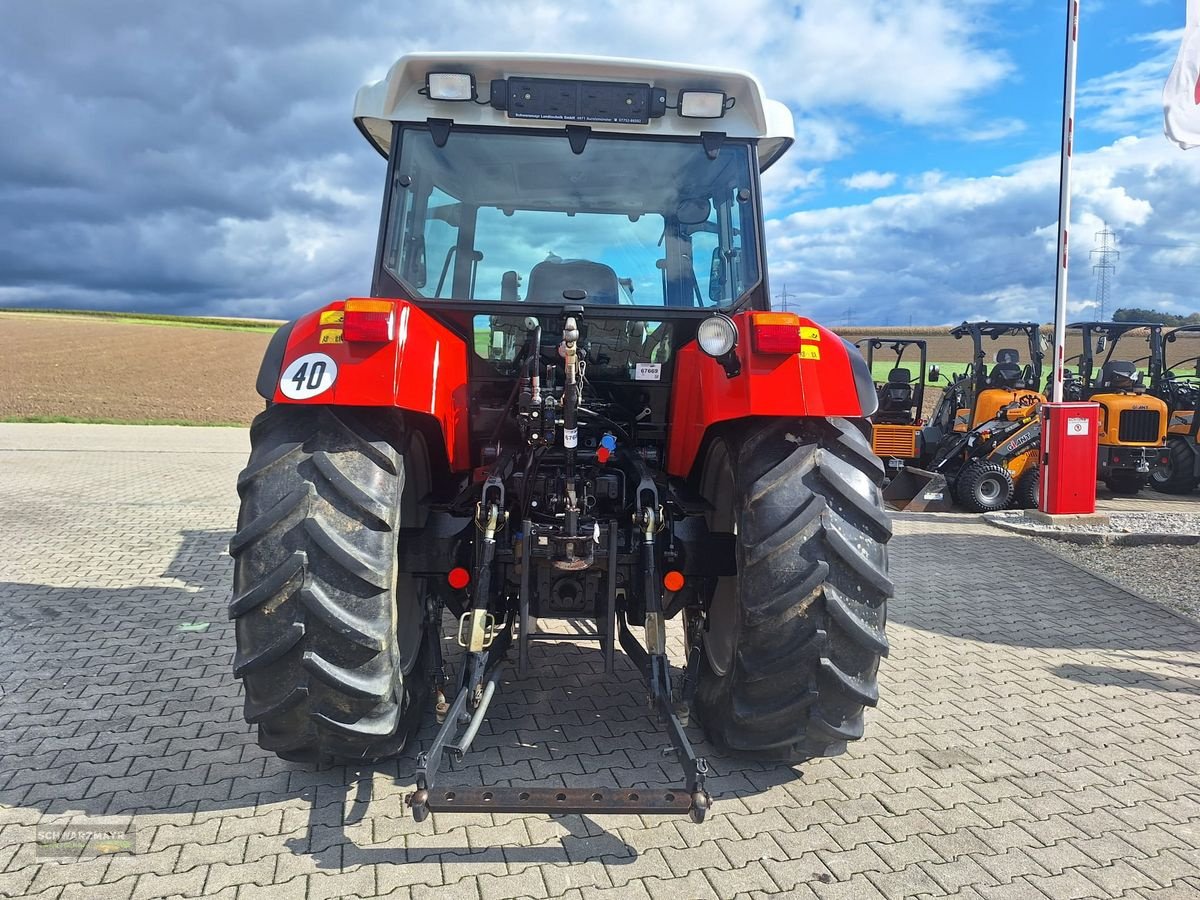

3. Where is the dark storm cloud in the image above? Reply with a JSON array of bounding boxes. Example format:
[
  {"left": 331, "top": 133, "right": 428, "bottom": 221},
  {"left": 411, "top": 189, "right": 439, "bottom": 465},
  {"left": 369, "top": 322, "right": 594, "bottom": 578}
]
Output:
[
  {"left": 0, "top": 1, "right": 392, "bottom": 317},
  {"left": 0, "top": 0, "right": 1024, "bottom": 319},
  {"left": 5, "top": 2, "right": 1185, "bottom": 324}
]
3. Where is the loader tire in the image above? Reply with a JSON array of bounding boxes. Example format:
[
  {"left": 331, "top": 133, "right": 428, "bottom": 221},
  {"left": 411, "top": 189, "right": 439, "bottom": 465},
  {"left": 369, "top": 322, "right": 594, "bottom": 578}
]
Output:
[
  {"left": 1104, "top": 470, "right": 1147, "bottom": 496},
  {"left": 1149, "top": 437, "right": 1200, "bottom": 494},
  {"left": 956, "top": 460, "right": 1014, "bottom": 512},
  {"left": 229, "top": 404, "right": 429, "bottom": 762},
  {"left": 1014, "top": 467, "right": 1040, "bottom": 510},
  {"left": 693, "top": 417, "right": 892, "bottom": 763}
]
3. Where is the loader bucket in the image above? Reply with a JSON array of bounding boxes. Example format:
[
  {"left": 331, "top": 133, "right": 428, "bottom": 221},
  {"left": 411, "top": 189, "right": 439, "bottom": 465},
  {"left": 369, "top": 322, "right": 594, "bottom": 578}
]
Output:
[{"left": 882, "top": 467, "right": 954, "bottom": 512}]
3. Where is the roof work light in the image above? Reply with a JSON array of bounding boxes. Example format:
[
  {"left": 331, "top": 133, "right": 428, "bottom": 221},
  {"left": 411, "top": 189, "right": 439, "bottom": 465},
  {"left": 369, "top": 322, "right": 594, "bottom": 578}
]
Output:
[
  {"left": 425, "top": 72, "right": 477, "bottom": 101},
  {"left": 678, "top": 90, "right": 728, "bottom": 119}
]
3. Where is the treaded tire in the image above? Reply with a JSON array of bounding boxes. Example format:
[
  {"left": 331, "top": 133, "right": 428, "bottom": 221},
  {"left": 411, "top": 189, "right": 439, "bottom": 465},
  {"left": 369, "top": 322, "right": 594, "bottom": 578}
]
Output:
[
  {"left": 956, "top": 460, "right": 1014, "bottom": 513},
  {"left": 1149, "top": 437, "right": 1200, "bottom": 494},
  {"left": 693, "top": 417, "right": 892, "bottom": 763},
  {"left": 229, "top": 404, "right": 428, "bottom": 762},
  {"left": 1014, "top": 467, "right": 1040, "bottom": 510},
  {"left": 1104, "top": 469, "right": 1147, "bottom": 495}
]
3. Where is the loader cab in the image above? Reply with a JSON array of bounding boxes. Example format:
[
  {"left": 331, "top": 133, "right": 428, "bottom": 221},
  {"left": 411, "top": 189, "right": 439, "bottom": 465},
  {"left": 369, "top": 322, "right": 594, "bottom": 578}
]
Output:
[
  {"left": 1150, "top": 324, "right": 1200, "bottom": 494},
  {"left": 932, "top": 322, "right": 1045, "bottom": 436},
  {"left": 856, "top": 338, "right": 927, "bottom": 469},
  {"left": 1067, "top": 321, "right": 1171, "bottom": 493},
  {"left": 1156, "top": 324, "right": 1200, "bottom": 425}
]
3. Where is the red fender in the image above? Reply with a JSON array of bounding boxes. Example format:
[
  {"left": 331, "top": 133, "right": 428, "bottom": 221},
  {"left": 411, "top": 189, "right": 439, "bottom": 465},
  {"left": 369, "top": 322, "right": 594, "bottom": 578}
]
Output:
[
  {"left": 666, "top": 312, "right": 873, "bottom": 477},
  {"left": 263, "top": 298, "right": 470, "bottom": 471}
]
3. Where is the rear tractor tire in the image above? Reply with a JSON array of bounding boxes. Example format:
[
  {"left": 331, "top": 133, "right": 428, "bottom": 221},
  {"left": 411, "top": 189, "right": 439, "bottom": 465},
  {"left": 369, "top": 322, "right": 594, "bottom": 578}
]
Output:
[
  {"left": 693, "top": 417, "right": 893, "bottom": 763},
  {"left": 956, "top": 460, "right": 1014, "bottom": 513},
  {"left": 1149, "top": 437, "right": 1200, "bottom": 495},
  {"left": 229, "top": 404, "right": 429, "bottom": 762}
]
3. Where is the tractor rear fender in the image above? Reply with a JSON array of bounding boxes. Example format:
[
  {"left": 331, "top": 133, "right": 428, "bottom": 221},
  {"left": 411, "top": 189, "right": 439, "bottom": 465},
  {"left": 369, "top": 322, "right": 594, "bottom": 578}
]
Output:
[
  {"left": 667, "top": 313, "right": 876, "bottom": 477},
  {"left": 255, "top": 298, "right": 470, "bottom": 471}
]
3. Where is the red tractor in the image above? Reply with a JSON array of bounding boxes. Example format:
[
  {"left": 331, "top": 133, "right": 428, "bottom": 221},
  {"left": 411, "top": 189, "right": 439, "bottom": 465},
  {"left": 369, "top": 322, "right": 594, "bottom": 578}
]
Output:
[{"left": 230, "top": 53, "right": 893, "bottom": 824}]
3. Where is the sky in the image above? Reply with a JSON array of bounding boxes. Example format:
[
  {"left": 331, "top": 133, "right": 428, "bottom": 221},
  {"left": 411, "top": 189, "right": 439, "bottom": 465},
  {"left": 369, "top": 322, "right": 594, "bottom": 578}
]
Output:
[{"left": 1, "top": 0, "right": 1197, "bottom": 326}]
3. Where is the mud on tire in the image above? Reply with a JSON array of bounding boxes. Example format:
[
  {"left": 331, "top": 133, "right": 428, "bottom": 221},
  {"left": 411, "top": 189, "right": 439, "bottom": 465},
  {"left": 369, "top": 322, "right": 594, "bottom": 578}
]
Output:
[
  {"left": 229, "top": 404, "right": 428, "bottom": 762},
  {"left": 694, "top": 417, "right": 893, "bottom": 763}
]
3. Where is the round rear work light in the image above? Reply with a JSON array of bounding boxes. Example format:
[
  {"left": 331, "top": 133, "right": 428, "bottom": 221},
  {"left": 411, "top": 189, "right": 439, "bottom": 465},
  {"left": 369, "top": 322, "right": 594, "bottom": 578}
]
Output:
[{"left": 697, "top": 315, "right": 737, "bottom": 358}]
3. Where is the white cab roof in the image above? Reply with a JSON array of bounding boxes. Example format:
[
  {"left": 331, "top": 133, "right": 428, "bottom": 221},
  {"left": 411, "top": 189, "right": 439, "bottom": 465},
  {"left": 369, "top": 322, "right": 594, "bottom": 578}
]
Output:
[{"left": 353, "top": 52, "right": 795, "bottom": 170}]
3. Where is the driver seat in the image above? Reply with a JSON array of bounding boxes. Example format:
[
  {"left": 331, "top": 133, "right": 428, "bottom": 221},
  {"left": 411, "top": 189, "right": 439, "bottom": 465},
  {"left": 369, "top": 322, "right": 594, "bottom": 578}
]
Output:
[
  {"left": 1099, "top": 360, "right": 1142, "bottom": 392},
  {"left": 876, "top": 368, "right": 914, "bottom": 423},
  {"left": 526, "top": 258, "right": 620, "bottom": 305},
  {"left": 989, "top": 362, "right": 1023, "bottom": 388}
]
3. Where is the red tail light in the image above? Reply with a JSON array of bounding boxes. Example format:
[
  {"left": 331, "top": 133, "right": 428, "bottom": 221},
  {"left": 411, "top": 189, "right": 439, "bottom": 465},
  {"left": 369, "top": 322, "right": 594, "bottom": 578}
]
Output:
[
  {"left": 750, "top": 312, "right": 803, "bottom": 355},
  {"left": 447, "top": 567, "right": 470, "bottom": 590},
  {"left": 343, "top": 299, "right": 395, "bottom": 342}
]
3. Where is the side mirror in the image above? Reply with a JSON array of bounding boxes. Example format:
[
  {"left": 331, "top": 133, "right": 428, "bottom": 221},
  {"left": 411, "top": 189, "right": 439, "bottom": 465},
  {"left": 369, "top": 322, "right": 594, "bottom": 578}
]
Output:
[
  {"left": 708, "top": 247, "right": 727, "bottom": 303},
  {"left": 677, "top": 198, "right": 712, "bottom": 225},
  {"left": 1097, "top": 335, "right": 1107, "bottom": 352},
  {"left": 928, "top": 364, "right": 941, "bottom": 382}
]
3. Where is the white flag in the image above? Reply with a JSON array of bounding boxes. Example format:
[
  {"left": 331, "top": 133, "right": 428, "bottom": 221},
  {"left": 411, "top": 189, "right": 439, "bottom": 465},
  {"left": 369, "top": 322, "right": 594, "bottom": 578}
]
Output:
[{"left": 1164, "top": 0, "right": 1200, "bottom": 149}]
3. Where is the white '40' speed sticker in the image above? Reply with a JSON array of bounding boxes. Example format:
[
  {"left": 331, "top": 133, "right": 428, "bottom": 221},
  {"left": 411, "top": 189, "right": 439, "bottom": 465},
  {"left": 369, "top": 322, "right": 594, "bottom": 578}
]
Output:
[{"left": 280, "top": 352, "right": 338, "bottom": 399}]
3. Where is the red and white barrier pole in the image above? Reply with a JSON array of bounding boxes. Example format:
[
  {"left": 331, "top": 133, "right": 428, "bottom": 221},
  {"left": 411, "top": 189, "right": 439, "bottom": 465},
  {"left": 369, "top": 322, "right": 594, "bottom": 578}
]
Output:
[
  {"left": 1041, "top": 0, "right": 1100, "bottom": 515},
  {"left": 1050, "top": 0, "right": 1079, "bottom": 408}
]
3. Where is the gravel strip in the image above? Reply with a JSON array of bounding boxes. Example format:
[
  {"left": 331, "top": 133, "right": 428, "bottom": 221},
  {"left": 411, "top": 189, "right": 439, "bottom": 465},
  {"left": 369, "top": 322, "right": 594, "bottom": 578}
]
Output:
[
  {"left": 1021, "top": 534, "right": 1200, "bottom": 622},
  {"left": 991, "top": 510, "right": 1200, "bottom": 536}
]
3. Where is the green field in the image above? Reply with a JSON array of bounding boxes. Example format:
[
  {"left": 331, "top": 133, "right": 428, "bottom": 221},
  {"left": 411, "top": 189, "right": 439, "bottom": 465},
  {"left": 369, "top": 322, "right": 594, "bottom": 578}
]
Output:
[{"left": 868, "top": 360, "right": 969, "bottom": 385}]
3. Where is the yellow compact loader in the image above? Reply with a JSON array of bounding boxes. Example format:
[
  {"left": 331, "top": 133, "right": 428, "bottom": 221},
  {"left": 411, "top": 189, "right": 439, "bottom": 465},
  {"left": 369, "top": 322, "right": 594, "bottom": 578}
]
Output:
[
  {"left": 885, "top": 322, "right": 1045, "bottom": 512},
  {"left": 1065, "top": 322, "right": 1170, "bottom": 495}
]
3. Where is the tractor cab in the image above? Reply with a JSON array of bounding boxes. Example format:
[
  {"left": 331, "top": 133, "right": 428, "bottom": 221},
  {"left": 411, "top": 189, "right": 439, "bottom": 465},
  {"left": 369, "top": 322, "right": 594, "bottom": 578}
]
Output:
[
  {"left": 1067, "top": 321, "right": 1170, "bottom": 494},
  {"left": 856, "top": 338, "right": 928, "bottom": 469}
]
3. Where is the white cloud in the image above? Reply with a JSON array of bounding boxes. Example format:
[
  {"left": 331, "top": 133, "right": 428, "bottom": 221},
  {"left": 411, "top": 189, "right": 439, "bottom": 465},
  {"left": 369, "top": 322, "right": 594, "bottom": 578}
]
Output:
[
  {"left": 0, "top": 0, "right": 1020, "bottom": 316},
  {"left": 842, "top": 170, "right": 897, "bottom": 190},
  {"left": 766, "top": 136, "right": 1200, "bottom": 325},
  {"left": 1077, "top": 29, "right": 1181, "bottom": 135},
  {"left": 958, "top": 117, "right": 1027, "bottom": 142}
]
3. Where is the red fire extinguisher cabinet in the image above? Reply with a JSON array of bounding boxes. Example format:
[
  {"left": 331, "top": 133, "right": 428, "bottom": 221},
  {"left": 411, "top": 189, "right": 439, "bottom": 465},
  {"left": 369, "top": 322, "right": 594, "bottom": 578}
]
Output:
[{"left": 1039, "top": 401, "right": 1101, "bottom": 515}]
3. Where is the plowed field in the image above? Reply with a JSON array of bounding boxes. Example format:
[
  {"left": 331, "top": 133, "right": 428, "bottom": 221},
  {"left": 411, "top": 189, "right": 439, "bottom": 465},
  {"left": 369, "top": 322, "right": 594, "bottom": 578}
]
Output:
[{"left": 0, "top": 312, "right": 271, "bottom": 425}]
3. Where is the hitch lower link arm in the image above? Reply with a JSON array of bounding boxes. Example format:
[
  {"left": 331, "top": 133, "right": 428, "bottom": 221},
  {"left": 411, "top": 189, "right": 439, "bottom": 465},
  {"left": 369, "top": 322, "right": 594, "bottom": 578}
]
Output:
[{"left": 405, "top": 497, "right": 711, "bottom": 823}]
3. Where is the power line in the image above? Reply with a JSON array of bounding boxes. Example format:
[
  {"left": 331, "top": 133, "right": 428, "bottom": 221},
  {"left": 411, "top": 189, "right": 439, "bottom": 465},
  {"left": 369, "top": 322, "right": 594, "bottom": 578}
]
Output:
[
  {"left": 774, "top": 283, "right": 794, "bottom": 313},
  {"left": 1090, "top": 227, "right": 1119, "bottom": 320}
]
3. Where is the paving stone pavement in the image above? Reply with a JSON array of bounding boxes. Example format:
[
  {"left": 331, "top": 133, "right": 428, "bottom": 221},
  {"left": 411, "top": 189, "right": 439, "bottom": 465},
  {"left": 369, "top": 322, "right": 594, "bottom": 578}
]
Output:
[{"left": 2, "top": 423, "right": 1200, "bottom": 900}]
